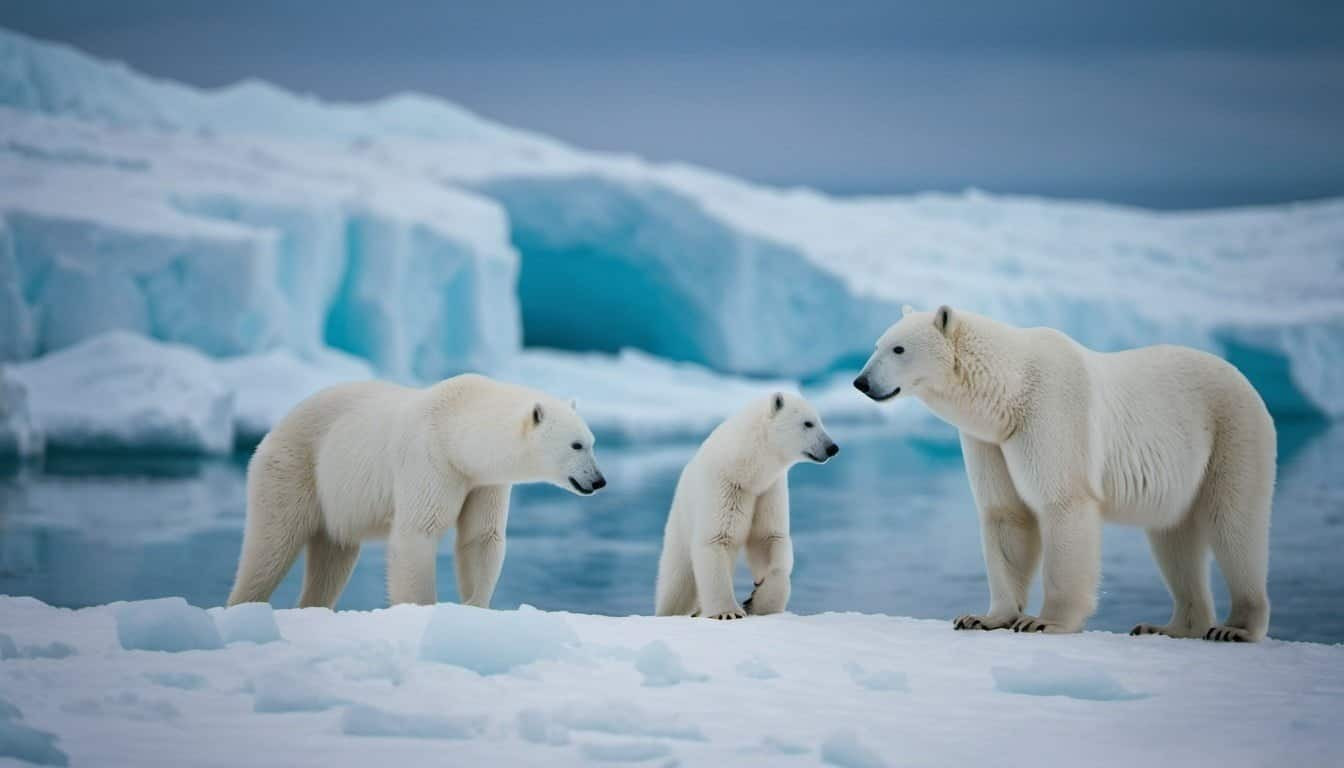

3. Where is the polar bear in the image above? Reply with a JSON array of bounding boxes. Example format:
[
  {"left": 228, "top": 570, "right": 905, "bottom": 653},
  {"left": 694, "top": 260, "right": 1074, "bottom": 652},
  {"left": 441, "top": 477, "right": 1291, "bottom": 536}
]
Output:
[
  {"left": 654, "top": 392, "right": 839, "bottom": 619},
  {"left": 227, "top": 374, "right": 606, "bottom": 609},
  {"left": 854, "top": 306, "right": 1275, "bottom": 641}
]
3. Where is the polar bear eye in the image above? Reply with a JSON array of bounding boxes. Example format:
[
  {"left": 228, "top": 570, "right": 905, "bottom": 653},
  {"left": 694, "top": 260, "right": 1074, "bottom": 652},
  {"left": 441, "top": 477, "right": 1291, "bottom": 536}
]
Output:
[
  {"left": 803, "top": 421, "right": 814, "bottom": 429},
  {"left": 571, "top": 442, "right": 583, "bottom": 451},
  {"left": 892, "top": 345, "right": 905, "bottom": 355}
]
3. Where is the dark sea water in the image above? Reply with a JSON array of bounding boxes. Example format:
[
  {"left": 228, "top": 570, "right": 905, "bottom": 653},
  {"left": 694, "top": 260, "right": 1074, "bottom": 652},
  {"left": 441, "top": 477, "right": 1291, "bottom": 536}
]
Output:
[{"left": 1, "top": 421, "right": 1340, "bottom": 643}]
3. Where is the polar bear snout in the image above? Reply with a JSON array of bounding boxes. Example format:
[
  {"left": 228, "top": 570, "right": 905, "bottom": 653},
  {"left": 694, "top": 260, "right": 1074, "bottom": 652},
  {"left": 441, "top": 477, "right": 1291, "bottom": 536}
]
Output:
[
  {"left": 854, "top": 373, "right": 900, "bottom": 402},
  {"left": 567, "top": 470, "right": 606, "bottom": 495},
  {"left": 805, "top": 437, "right": 840, "bottom": 463}
]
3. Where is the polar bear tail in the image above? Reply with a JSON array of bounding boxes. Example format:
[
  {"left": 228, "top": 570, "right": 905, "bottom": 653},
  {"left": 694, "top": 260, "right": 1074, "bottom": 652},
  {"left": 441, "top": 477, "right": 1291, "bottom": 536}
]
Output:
[{"left": 227, "top": 438, "right": 321, "bottom": 606}]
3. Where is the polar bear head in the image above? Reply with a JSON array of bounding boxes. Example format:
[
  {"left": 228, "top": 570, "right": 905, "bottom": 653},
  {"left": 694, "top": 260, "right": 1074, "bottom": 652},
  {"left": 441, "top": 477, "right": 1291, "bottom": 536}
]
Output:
[
  {"left": 526, "top": 400, "right": 606, "bottom": 495},
  {"left": 762, "top": 392, "right": 839, "bottom": 465},
  {"left": 853, "top": 305, "right": 957, "bottom": 402}
]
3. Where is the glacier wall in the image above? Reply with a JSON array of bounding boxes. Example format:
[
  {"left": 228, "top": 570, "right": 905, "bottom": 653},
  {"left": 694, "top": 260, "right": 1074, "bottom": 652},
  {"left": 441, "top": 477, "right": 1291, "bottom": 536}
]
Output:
[
  {"left": 1, "top": 25, "right": 1342, "bottom": 458},
  {"left": 478, "top": 175, "right": 893, "bottom": 378}
]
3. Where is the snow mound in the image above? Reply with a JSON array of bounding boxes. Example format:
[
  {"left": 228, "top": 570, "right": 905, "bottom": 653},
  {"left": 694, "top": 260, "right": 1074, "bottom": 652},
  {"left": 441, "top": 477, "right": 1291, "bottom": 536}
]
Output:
[
  {"left": 251, "top": 671, "right": 344, "bottom": 713},
  {"left": 0, "top": 695, "right": 67, "bottom": 767},
  {"left": 578, "top": 740, "right": 671, "bottom": 763},
  {"left": 634, "top": 639, "right": 707, "bottom": 687},
  {"left": 735, "top": 655, "right": 780, "bottom": 680},
  {"left": 7, "top": 332, "right": 233, "bottom": 454},
  {"left": 419, "top": 603, "right": 578, "bottom": 674},
  {"left": 991, "top": 651, "right": 1148, "bottom": 701},
  {"left": 844, "top": 661, "right": 908, "bottom": 692},
  {"left": 113, "top": 597, "right": 223, "bottom": 653},
  {"left": 211, "top": 603, "right": 282, "bottom": 645},
  {"left": 821, "top": 729, "right": 886, "bottom": 768},
  {"left": 552, "top": 700, "right": 705, "bottom": 741},
  {"left": 144, "top": 672, "right": 206, "bottom": 691},
  {"left": 340, "top": 704, "right": 486, "bottom": 740}
]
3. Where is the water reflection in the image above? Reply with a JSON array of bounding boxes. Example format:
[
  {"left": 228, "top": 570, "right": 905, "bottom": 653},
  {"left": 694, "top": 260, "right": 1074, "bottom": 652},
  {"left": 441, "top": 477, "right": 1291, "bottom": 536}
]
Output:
[{"left": 1, "top": 422, "right": 1340, "bottom": 642}]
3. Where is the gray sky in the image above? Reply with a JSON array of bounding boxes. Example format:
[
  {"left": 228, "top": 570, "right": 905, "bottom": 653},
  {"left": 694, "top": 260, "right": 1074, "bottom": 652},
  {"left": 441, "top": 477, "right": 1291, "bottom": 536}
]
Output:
[{"left": 3, "top": 1, "right": 1342, "bottom": 208}]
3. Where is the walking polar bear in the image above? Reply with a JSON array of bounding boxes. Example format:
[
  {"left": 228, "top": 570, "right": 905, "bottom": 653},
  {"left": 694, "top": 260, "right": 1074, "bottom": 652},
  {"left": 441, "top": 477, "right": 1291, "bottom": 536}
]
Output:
[
  {"left": 655, "top": 392, "right": 839, "bottom": 619},
  {"left": 228, "top": 374, "right": 605, "bottom": 609},
  {"left": 855, "top": 306, "right": 1275, "bottom": 641}
]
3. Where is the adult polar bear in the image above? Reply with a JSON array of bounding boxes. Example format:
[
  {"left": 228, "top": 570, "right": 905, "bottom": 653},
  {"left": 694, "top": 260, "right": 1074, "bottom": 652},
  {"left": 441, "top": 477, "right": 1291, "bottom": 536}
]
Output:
[
  {"left": 854, "top": 306, "right": 1275, "bottom": 641},
  {"left": 655, "top": 392, "right": 839, "bottom": 619},
  {"left": 228, "top": 374, "right": 606, "bottom": 609}
]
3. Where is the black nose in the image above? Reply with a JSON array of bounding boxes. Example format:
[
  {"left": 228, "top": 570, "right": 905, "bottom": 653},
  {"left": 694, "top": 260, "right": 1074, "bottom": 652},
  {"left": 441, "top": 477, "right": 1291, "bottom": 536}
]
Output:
[
  {"left": 591, "top": 475, "right": 606, "bottom": 490},
  {"left": 825, "top": 443, "right": 839, "bottom": 457},
  {"left": 853, "top": 375, "right": 870, "bottom": 393}
]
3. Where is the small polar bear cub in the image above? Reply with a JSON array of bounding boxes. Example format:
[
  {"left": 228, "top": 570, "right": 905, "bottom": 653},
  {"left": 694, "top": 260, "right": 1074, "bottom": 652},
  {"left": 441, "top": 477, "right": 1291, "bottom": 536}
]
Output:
[
  {"left": 228, "top": 374, "right": 605, "bottom": 609},
  {"left": 854, "top": 305, "right": 1275, "bottom": 641},
  {"left": 655, "top": 392, "right": 839, "bottom": 619}
]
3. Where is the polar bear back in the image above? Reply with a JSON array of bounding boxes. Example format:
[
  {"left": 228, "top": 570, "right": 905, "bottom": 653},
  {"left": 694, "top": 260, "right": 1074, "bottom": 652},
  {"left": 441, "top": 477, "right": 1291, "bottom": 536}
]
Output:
[{"left": 1054, "top": 341, "right": 1273, "bottom": 529}]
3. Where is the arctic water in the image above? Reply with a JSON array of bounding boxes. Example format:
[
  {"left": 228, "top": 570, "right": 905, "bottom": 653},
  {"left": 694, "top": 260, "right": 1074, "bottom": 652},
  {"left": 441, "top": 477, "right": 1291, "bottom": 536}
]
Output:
[{"left": 1, "top": 422, "right": 1339, "bottom": 644}]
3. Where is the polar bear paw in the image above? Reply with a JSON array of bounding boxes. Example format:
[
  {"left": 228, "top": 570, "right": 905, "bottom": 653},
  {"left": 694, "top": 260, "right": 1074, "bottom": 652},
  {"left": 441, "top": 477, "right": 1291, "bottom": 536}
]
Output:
[
  {"left": 705, "top": 609, "right": 747, "bottom": 621},
  {"left": 952, "top": 613, "right": 1017, "bottom": 631},
  {"left": 1129, "top": 623, "right": 1171, "bottom": 637},
  {"left": 1010, "top": 616, "right": 1075, "bottom": 633},
  {"left": 1204, "top": 625, "right": 1252, "bottom": 643}
]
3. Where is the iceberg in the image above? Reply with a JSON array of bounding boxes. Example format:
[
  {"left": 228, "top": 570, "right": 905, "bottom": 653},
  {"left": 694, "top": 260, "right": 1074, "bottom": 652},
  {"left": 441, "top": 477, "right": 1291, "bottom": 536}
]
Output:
[{"left": 0, "top": 23, "right": 1341, "bottom": 457}]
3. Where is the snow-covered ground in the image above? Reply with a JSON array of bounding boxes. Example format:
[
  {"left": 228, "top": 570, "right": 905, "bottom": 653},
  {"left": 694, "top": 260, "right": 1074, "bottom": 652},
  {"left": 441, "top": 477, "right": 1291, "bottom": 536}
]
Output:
[{"left": 1, "top": 596, "right": 1339, "bottom": 767}]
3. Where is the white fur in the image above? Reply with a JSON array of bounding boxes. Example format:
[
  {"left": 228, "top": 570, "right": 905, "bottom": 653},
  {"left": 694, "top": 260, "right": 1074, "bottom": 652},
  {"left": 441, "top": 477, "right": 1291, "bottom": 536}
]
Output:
[
  {"left": 227, "top": 374, "right": 604, "bottom": 608},
  {"left": 655, "top": 393, "right": 838, "bottom": 619},
  {"left": 856, "top": 307, "right": 1275, "bottom": 641}
]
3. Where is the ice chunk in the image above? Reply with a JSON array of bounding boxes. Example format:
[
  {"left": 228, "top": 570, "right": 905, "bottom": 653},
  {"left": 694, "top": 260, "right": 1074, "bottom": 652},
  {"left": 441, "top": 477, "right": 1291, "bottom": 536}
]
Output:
[
  {"left": 991, "top": 651, "right": 1148, "bottom": 701},
  {"left": 215, "top": 350, "right": 372, "bottom": 444},
  {"left": 736, "top": 655, "right": 780, "bottom": 680},
  {"left": 762, "top": 735, "right": 811, "bottom": 755},
  {"left": 820, "top": 729, "right": 886, "bottom": 768},
  {"left": 20, "top": 641, "right": 75, "bottom": 660},
  {"left": 516, "top": 709, "right": 571, "bottom": 746},
  {"left": 9, "top": 333, "right": 233, "bottom": 454},
  {"left": 0, "top": 369, "right": 43, "bottom": 457},
  {"left": 844, "top": 661, "right": 908, "bottom": 692},
  {"left": 634, "top": 640, "right": 707, "bottom": 687},
  {"left": 0, "top": 695, "right": 68, "bottom": 767},
  {"left": 419, "top": 603, "right": 578, "bottom": 674},
  {"left": 251, "top": 672, "right": 344, "bottom": 713},
  {"left": 211, "top": 603, "right": 282, "bottom": 645},
  {"left": 579, "top": 740, "right": 671, "bottom": 763},
  {"left": 61, "top": 691, "right": 179, "bottom": 722},
  {"left": 554, "top": 700, "right": 704, "bottom": 741},
  {"left": 145, "top": 672, "right": 207, "bottom": 690},
  {"left": 113, "top": 597, "right": 223, "bottom": 653},
  {"left": 340, "top": 704, "right": 486, "bottom": 739}
]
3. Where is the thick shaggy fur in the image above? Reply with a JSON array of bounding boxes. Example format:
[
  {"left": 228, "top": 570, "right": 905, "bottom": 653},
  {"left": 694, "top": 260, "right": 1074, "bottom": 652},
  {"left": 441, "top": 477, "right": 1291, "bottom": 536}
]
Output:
[
  {"left": 856, "top": 307, "right": 1275, "bottom": 641},
  {"left": 227, "top": 374, "right": 604, "bottom": 609},
  {"left": 655, "top": 393, "right": 838, "bottom": 619}
]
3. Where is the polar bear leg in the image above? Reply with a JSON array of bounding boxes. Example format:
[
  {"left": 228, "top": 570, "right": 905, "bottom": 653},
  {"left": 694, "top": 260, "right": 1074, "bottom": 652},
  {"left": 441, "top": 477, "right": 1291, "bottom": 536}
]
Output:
[
  {"left": 455, "top": 485, "right": 510, "bottom": 608},
  {"left": 1014, "top": 500, "right": 1100, "bottom": 634},
  {"left": 955, "top": 436, "right": 1040, "bottom": 630},
  {"left": 655, "top": 534, "right": 698, "bottom": 616},
  {"left": 1130, "top": 517, "right": 1213, "bottom": 638},
  {"left": 744, "top": 480, "right": 792, "bottom": 615},
  {"left": 691, "top": 542, "right": 743, "bottom": 620},
  {"left": 228, "top": 448, "right": 318, "bottom": 606},
  {"left": 387, "top": 523, "right": 440, "bottom": 605},
  {"left": 298, "top": 530, "right": 360, "bottom": 609},
  {"left": 1204, "top": 463, "right": 1272, "bottom": 642}
]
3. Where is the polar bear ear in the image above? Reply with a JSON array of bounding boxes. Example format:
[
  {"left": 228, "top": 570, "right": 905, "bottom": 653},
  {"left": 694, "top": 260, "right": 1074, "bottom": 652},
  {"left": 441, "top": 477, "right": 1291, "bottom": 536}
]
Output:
[
  {"left": 771, "top": 392, "right": 785, "bottom": 415},
  {"left": 532, "top": 403, "right": 545, "bottom": 426},
  {"left": 934, "top": 305, "right": 955, "bottom": 336}
]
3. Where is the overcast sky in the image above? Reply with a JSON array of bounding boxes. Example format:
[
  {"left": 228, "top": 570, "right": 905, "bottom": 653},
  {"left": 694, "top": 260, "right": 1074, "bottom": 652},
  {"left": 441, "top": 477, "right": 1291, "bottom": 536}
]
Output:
[{"left": 2, "top": 1, "right": 1342, "bottom": 208}]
